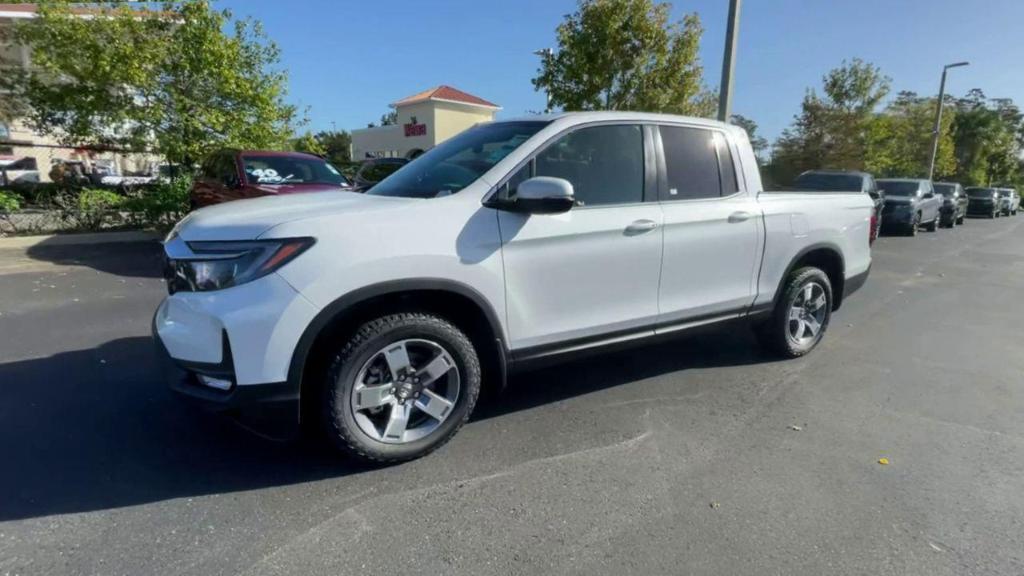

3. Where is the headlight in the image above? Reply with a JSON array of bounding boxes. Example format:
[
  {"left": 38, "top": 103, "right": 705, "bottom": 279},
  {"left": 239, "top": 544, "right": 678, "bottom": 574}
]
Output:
[{"left": 167, "top": 238, "right": 314, "bottom": 293}]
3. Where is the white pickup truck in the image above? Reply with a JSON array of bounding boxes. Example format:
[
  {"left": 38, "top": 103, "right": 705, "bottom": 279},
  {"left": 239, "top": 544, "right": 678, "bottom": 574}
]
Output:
[{"left": 155, "top": 112, "right": 873, "bottom": 462}]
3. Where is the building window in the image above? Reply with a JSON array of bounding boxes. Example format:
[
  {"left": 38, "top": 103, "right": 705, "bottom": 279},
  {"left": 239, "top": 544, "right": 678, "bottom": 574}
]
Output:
[{"left": 0, "top": 122, "right": 9, "bottom": 141}]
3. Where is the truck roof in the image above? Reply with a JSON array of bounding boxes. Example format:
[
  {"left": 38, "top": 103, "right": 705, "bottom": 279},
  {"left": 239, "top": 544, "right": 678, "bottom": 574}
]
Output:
[{"left": 498, "top": 111, "right": 731, "bottom": 131}]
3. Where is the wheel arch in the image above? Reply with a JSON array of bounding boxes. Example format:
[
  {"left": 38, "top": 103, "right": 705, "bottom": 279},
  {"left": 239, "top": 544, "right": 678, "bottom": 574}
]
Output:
[
  {"left": 288, "top": 279, "right": 508, "bottom": 426},
  {"left": 774, "top": 243, "right": 846, "bottom": 312}
]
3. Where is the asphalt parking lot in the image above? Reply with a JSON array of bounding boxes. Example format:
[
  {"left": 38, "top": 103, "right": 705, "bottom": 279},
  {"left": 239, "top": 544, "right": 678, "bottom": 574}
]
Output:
[{"left": 1, "top": 217, "right": 1023, "bottom": 576}]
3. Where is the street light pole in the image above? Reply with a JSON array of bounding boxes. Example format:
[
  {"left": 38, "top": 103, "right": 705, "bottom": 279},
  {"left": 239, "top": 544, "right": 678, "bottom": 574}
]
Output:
[
  {"left": 533, "top": 48, "right": 554, "bottom": 113},
  {"left": 928, "top": 61, "right": 969, "bottom": 180},
  {"left": 717, "top": 0, "right": 741, "bottom": 122}
]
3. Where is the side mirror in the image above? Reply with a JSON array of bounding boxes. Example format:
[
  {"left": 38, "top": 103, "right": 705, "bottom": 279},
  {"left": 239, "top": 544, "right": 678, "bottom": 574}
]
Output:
[{"left": 511, "top": 176, "right": 575, "bottom": 214}]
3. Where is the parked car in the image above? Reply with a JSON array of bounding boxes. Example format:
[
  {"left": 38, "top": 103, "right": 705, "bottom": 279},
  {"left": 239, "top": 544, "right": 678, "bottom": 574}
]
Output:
[
  {"left": 792, "top": 170, "right": 883, "bottom": 243},
  {"left": 190, "top": 150, "right": 354, "bottom": 208},
  {"left": 155, "top": 112, "right": 873, "bottom": 463},
  {"left": 877, "top": 178, "right": 942, "bottom": 235},
  {"left": 932, "top": 182, "right": 968, "bottom": 227},
  {"left": 352, "top": 157, "right": 408, "bottom": 192},
  {"left": 965, "top": 187, "right": 1001, "bottom": 218},
  {"left": 997, "top": 188, "right": 1020, "bottom": 216},
  {"left": 0, "top": 156, "right": 40, "bottom": 186}
]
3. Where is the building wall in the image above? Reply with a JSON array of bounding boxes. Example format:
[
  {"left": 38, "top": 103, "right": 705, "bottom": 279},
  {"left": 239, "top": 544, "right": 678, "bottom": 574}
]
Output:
[
  {"left": 350, "top": 100, "right": 496, "bottom": 161},
  {"left": 432, "top": 101, "right": 494, "bottom": 143}
]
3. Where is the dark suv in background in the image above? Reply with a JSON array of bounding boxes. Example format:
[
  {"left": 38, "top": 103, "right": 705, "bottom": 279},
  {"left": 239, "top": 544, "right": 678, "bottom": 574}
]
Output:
[
  {"left": 792, "top": 170, "right": 884, "bottom": 243},
  {"left": 190, "top": 150, "right": 353, "bottom": 208},
  {"left": 965, "top": 187, "right": 1001, "bottom": 218},
  {"left": 933, "top": 182, "right": 968, "bottom": 227},
  {"left": 877, "top": 179, "right": 942, "bottom": 235},
  {"left": 352, "top": 157, "right": 408, "bottom": 192}
]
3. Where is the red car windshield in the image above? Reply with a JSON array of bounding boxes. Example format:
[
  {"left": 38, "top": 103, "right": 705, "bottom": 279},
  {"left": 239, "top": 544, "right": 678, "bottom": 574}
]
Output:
[{"left": 241, "top": 155, "right": 349, "bottom": 186}]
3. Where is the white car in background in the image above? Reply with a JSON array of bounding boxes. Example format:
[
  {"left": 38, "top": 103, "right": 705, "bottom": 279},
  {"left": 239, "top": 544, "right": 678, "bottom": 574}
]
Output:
[{"left": 154, "top": 112, "right": 873, "bottom": 463}]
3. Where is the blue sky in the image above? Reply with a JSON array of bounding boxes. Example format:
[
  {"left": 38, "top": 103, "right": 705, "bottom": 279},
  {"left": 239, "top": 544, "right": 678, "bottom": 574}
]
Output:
[{"left": 219, "top": 0, "right": 1024, "bottom": 143}]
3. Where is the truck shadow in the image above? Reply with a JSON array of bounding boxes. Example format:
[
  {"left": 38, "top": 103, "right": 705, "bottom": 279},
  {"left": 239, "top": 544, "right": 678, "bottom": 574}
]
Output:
[
  {"left": 0, "top": 328, "right": 772, "bottom": 522},
  {"left": 24, "top": 237, "right": 164, "bottom": 279}
]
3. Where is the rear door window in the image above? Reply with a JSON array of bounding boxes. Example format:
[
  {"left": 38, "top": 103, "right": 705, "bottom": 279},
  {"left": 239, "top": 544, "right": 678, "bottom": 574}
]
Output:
[{"left": 659, "top": 126, "right": 728, "bottom": 200}]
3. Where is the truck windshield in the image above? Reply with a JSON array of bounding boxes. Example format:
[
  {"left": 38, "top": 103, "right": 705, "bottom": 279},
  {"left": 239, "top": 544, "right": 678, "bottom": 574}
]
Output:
[
  {"left": 241, "top": 155, "right": 349, "bottom": 186},
  {"left": 998, "top": 189, "right": 1013, "bottom": 197},
  {"left": 966, "top": 188, "right": 996, "bottom": 198},
  {"left": 369, "top": 121, "right": 549, "bottom": 199},
  {"left": 933, "top": 183, "right": 957, "bottom": 197},
  {"left": 880, "top": 181, "right": 920, "bottom": 196},
  {"left": 792, "top": 173, "right": 862, "bottom": 192}
]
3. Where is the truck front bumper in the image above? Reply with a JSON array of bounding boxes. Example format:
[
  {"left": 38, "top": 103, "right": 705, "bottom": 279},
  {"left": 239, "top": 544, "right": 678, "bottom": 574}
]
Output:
[{"left": 152, "top": 272, "right": 320, "bottom": 439}]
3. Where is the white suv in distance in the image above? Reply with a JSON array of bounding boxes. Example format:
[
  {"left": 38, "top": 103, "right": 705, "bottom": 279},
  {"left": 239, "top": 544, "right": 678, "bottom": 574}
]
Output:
[{"left": 155, "top": 112, "right": 873, "bottom": 463}]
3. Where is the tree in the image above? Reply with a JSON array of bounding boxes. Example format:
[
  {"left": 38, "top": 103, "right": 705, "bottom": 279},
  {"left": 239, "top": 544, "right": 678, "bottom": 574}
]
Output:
[
  {"left": 1, "top": 0, "right": 298, "bottom": 167},
  {"left": 533, "top": 0, "right": 715, "bottom": 116},
  {"left": 864, "top": 91, "right": 956, "bottom": 179},
  {"left": 771, "top": 59, "right": 890, "bottom": 183},
  {"left": 291, "top": 131, "right": 325, "bottom": 157},
  {"left": 380, "top": 110, "right": 398, "bottom": 126},
  {"left": 729, "top": 114, "right": 768, "bottom": 163},
  {"left": 952, "top": 90, "right": 1023, "bottom": 186},
  {"left": 313, "top": 130, "right": 352, "bottom": 166}
]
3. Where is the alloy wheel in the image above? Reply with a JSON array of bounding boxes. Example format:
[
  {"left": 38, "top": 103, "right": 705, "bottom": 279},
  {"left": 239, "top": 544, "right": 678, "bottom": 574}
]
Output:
[
  {"left": 349, "top": 338, "right": 460, "bottom": 444},
  {"left": 787, "top": 282, "right": 827, "bottom": 346}
]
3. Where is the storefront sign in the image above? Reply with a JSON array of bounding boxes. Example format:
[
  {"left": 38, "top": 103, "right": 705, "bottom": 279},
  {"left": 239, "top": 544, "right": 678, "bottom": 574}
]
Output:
[{"left": 403, "top": 123, "right": 426, "bottom": 137}]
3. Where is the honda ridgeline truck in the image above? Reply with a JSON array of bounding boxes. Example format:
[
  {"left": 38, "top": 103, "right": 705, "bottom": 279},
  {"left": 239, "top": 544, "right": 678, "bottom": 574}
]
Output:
[{"left": 155, "top": 112, "right": 873, "bottom": 463}]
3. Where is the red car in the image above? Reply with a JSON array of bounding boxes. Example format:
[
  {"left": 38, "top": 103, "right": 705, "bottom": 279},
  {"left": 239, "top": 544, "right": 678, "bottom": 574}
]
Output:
[{"left": 190, "top": 150, "right": 353, "bottom": 208}]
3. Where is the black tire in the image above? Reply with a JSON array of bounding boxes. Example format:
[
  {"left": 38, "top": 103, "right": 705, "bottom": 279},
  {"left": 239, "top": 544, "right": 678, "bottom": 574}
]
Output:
[
  {"left": 926, "top": 215, "right": 938, "bottom": 232},
  {"left": 907, "top": 213, "right": 920, "bottom": 236},
  {"left": 957, "top": 215, "right": 965, "bottom": 225},
  {"left": 990, "top": 210, "right": 997, "bottom": 219},
  {"left": 755, "top": 267, "right": 833, "bottom": 359},
  {"left": 321, "top": 312, "right": 481, "bottom": 464}
]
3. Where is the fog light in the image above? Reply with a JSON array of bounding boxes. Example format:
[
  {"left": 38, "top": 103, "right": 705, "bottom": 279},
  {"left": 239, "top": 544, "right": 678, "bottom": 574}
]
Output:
[{"left": 197, "top": 374, "right": 232, "bottom": 391}]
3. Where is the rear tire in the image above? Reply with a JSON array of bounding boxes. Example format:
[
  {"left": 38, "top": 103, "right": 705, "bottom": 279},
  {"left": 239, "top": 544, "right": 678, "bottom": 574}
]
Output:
[
  {"left": 321, "top": 312, "right": 481, "bottom": 464},
  {"left": 755, "top": 267, "right": 833, "bottom": 359}
]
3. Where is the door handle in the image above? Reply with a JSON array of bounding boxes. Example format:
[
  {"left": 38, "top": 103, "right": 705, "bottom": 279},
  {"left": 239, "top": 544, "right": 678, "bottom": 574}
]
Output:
[
  {"left": 625, "top": 219, "right": 658, "bottom": 234},
  {"left": 728, "top": 211, "right": 754, "bottom": 223}
]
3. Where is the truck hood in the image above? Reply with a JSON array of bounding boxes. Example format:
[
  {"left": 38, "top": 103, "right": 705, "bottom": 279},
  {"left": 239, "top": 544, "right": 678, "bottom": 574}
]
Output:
[{"left": 173, "top": 191, "right": 416, "bottom": 241}]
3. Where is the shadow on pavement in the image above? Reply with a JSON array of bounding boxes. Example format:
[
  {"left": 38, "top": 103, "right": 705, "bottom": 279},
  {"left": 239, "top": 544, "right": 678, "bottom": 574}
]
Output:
[
  {"left": 24, "top": 238, "right": 165, "bottom": 279},
  {"left": 0, "top": 326, "right": 771, "bottom": 522}
]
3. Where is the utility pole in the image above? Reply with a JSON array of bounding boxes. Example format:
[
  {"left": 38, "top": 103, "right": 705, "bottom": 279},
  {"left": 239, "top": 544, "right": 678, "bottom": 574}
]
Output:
[
  {"left": 928, "top": 61, "right": 969, "bottom": 179},
  {"left": 717, "top": 0, "right": 741, "bottom": 122},
  {"left": 534, "top": 48, "right": 554, "bottom": 113}
]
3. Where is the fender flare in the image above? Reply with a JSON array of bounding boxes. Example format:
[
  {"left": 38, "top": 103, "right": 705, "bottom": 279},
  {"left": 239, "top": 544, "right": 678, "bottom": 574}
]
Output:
[{"left": 286, "top": 278, "right": 509, "bottom": 407}]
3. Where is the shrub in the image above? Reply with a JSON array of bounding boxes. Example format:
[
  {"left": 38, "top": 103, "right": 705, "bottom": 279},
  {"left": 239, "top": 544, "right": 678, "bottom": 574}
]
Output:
[
  {"left": 0, "top": 190, "right": 20, "bottom": 213},
  {"left": 123, "top": 176, "right": 191, "bottom": 229},
  {"left": 67, "top": 188, "right": 124, "bottom": 230}
]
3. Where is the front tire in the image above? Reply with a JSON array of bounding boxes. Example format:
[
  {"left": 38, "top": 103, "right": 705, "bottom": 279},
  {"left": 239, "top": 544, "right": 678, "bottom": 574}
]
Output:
[
  {"left": 321, "top": 312, "right": 481, "bottom": 464},
  {"left": 907, "top": 213, "right": 920, "bottom": 236},
  {"left": 755, "top": 267, "right": 833, "bottom": 358},
  {"left": 926, "top": 215, "right": 939, "bottom": 232}
]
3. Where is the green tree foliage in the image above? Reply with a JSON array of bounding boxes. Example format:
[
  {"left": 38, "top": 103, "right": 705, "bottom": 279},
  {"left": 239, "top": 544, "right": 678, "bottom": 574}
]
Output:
[
  {"left": 313, "top": 130, "right": 352, "bottom": 166},
  {"left": 291, "top": 131, "right": 326, "bottom": 157},
  {"left": 729, "top": 114, "right": 768, "bottom": 163},
  {"left": 533, "top": 0, "right": 715, "bottom": 116},
  {"left": 1, "top": 0, "right": 298, "bottom": 167},
  {"left": 952, "top": 90, "right": 1023, "bottom": 186},
  {"left": 771, "top": 59, "right": 890, "bottom": 183},
  {"left": 864, "top": 91, "right": 956, "bottom": 179}
]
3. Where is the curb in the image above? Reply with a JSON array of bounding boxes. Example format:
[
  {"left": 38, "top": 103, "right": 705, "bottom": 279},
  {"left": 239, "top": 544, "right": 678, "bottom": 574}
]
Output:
[{"left": 0, "top": 230, "right": 161, "bottom": 249}]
